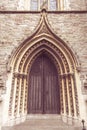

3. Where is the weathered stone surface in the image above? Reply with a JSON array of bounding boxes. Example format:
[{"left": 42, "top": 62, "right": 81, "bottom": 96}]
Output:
[
  {"left": 1, "top": 118, "right": 83, "bottom": 130},
  {"left": 0, "top": 0, "right": 18, "bottom": 11},
  {"left": 0, "top": 8, "right": 87, "bottom": 128},
  {"left": 48, "top": 13, "right": 87, "bottom": 72},
  {"left": 0, "top": 13, "right": 40, "bottom": 82},
  {"left": 0, "top": 13, "right": 87, "bottom": 83},
  {"left": 69, "top": 0, "right": 87, "bottom": 10}
]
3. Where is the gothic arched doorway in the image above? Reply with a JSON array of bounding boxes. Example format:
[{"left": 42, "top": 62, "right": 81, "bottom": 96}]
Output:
[
  {"left": 28, "top": 53, "right": 60, "bottom": 114},
  {"left": 7, "top": 11, "right": 80, "bottom": 125}
]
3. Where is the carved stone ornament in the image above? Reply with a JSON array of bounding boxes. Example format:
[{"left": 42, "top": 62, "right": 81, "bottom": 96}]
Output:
[
  {"left": 0, "top": 77, "right": 5, "bottom": 102},
  {"left": 8, "top": 10, "right": 80, "bottom": 118}
]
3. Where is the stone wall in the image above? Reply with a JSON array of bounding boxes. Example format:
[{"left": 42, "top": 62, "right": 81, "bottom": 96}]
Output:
[
  {"left": 0, "top": 13, "right": 40, "bottom": 81},
  {"left": 0, "top": 0, "right": 18, "bottom": 11},
  {"left": 48, "top": 12, "right": 87, "bottom": 96},
  {"left": 48, "top": 13, "right": 87, "bottom": 72},
  {"left": 69, "top": 0, "right": 87, "bottom": 10},
  {"left": 0, "top": 12, "right": 87, "bottom": 83},
  {"left": 0, "top": 11, "right": 87, "bottom": 126}
]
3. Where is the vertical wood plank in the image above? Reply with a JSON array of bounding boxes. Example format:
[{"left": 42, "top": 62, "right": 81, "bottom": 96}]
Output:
[{"left": 28, "top": 54, "right": 60, "bottom": 114}]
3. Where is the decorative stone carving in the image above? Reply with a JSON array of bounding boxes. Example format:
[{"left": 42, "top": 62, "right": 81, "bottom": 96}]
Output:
[
  {"left": 80, "top": 74, "right": 87, "bottom": 94},
  {"left": 8, "top": 10, "right": 79, "bottom": 119},
  {"left": 84, "top": 81, "right": 87, "bottom": 88},
  {"left": 0, "top": 77, "right": 5, "bottom": 102},
  {"left": 83, "top": 75, "right": 87, "bottom": 88}
]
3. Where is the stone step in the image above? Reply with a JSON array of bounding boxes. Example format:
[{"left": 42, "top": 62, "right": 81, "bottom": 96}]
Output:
[
  {"left": 22, "top": 119, "right": 66, "bottom": 126},
  {"left": 2, "top": 126, "right": 82, "bottom": 130},
  {"left": 2, "top": 115, "right": 83, "bottom": 130}
]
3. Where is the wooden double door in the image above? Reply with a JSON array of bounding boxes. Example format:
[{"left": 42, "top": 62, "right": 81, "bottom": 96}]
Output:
[{"left": 28, "top": 54, "right": 60, "bottom": 114}]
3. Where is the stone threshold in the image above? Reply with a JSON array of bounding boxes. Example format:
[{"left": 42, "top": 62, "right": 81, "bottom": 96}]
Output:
[{"left": 26, "top": 114, "right": 61, "bottom": 120}]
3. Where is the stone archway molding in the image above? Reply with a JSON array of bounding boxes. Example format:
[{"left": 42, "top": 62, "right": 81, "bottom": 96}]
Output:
[{"left": 7, "top": 9, "right": 80, "bottom": 125}]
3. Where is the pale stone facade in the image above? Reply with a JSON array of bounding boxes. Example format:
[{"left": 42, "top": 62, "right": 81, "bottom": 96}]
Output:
[{"left": 0, "top": 0, "right": 87, "bottom": 129}]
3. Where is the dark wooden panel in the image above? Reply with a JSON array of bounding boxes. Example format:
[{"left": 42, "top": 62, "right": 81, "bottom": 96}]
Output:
[
  {"left": 28, "top": 54, "right": 60, "bottom": 114},
  {"left": 28, "top": 56, "right": 43, "bottom": 113},
  {"left": 43, "top": 55, "right": 60, "bottom": 114}
]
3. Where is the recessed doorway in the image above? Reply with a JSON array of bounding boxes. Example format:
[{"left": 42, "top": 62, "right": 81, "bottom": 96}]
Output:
[{"left": 28, "top": 54, "right": 60, "bottom": 114}]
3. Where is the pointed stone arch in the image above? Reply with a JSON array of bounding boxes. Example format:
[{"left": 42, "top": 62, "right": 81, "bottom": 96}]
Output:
[{"left": 8, "top": 10, "right": 80, "bottom": 123}]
